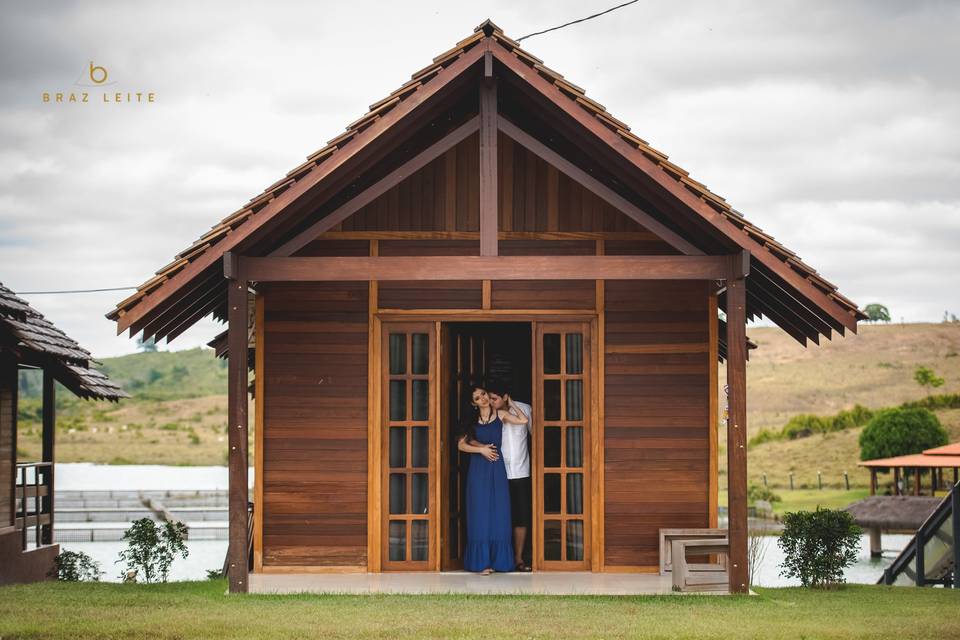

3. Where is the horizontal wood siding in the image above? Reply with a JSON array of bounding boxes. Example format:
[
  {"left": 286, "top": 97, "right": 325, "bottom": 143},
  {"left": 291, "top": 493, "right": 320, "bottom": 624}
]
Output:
[
  {"left": 603, "top": 280, "right": 710, "bottom": 567},
  {"left": 378, "top": 240, "right": 482, "bottom": 309},
  {"left": 491, "top": 281, "right": 595, "bottom": 310},
  {"left": 262, "top": 283, "right": 368, "bottom": 567},
  {"left": 0, "top": 357, "right": 14, "bottom": 527}
]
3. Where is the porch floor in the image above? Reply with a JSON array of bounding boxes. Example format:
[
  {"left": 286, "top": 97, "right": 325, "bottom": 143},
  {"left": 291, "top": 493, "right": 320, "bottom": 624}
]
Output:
[{"left": 248, "top": 571, "right": 724, "bottom": 596}]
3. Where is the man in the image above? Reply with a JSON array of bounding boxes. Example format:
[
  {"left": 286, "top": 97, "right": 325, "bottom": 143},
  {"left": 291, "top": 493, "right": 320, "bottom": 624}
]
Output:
[{"left": 488, "top": 381, "right": 533, "bottom": 572}]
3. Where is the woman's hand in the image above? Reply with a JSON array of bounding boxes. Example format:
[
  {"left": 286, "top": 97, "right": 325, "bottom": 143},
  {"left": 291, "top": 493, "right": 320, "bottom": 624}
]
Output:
[{"left": 479, "top": 443, "right": 499, "bottom": 462}]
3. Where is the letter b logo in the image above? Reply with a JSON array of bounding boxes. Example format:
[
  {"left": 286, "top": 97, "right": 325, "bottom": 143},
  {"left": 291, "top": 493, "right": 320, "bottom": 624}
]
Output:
[{"left": 89, "top": 62, "right": 108, "bottom": 84}]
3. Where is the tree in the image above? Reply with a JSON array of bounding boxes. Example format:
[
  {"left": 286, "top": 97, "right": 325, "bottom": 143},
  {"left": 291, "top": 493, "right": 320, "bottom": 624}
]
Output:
[
  {"left": 116, "top": 518, "right": 189, "bottom": 583},
  {"left": 858, "top": 407, "right": 948, "bottom": 461},
  {"left": 863, "top": 303, "right": 890, "bottom": 323},
  {"left": 136, "top": 336, "right": 158, "bottom": 352},
  {"left": 914, "top": 366, "right": 945, "bottom": 394}
]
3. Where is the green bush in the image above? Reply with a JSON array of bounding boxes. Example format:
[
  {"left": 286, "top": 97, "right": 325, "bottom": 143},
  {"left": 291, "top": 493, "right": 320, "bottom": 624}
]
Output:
[
  {"left": 778, "top": 508, "right": 862, "bottom": 588},
  {"left": 782, "top": 414, "right": 828, "bottom": 440},
  {"left": 901, "top": 393, "right": 960, "bottom": 411},
  {"left": 51, "top": 550, "right": 103, "bottom": 581},
  {"left": 748, "top": 483, "right": 781, "bottom": 504},
  {"left": 858, "top": 407, "right": 948, "bottom": 461},
  {"left": 748, "top": 428, "right": 780, "bottom": 448},
  {"left": 116, "top": 518, "right": 189, "bottom": 583}
]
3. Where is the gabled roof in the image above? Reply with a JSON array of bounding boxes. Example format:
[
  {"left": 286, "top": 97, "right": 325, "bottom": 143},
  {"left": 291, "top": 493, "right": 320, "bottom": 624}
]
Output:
[
  {"left": 1, "top": 283, "right": 126, "bottom": 400},
  {"left": 108, "top": 20, "right": 864, "bottom": 345}
]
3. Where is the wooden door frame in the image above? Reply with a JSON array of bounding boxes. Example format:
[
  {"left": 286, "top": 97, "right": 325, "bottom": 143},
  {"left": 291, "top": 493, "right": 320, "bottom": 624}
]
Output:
[{"left": 368, "top": 310, "right": 600, "bottom": 572}]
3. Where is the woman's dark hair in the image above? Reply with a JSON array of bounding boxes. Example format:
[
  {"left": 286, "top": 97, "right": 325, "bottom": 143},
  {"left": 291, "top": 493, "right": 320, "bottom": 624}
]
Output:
[{"left": 459, "top": 385, "right": 491, "bottom": 444}]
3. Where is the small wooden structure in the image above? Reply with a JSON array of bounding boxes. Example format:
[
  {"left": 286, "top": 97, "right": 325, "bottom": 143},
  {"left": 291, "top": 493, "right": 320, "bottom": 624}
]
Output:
[
  {"left": 860, "top": 442, "right": 960, "bottom": 496},
  {"left": 107, "top": 21, "right": 864, "bottom": 593},
  {"left": 0, "top": 282, "right": 125, "bottom": 585}
]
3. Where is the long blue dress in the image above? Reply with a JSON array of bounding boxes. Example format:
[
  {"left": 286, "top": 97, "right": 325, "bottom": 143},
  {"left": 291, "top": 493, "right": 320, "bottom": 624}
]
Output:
[{"left": 463, "top": 414, "right": 515, "bottom": 572}]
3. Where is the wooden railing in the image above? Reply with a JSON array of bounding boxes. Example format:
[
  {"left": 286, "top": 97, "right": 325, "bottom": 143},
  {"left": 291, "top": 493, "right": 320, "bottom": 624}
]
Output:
[
  {"left": 15, "top": 461, "right": 54, "bottom": 550},
  {"left": 881, "top": 481, "right": 959, "bottom": 588}
]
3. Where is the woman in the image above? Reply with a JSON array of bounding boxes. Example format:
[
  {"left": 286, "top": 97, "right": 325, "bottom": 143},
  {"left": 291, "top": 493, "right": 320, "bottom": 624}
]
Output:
[{"left": 458, "top": 386, "right": 528, "bottom": 574}]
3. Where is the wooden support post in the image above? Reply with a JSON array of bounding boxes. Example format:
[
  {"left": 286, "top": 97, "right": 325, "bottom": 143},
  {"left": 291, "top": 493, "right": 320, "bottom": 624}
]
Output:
[
  {"left": 894, "top": 467, "right": 901, "bottom": 495},
  {"left": 479, "top": 56, "right": 498, "bottom": 257},
  {"left": 952, "top": 483, "right": 960, "bottom": 588},
  {"left": 914, "top": 468, "right": 921, "bottom": 496},
  {"left": 226, "top": 270, "right": 249, "bottom": 593},
  {"left": 41, "top": 369, "right": 55, "bottom": 545},
  {"left": 869, "top": 527, "right": 882, "bottom": 557},
  {"left": 725, "top": 274, "right": 748, "bottom": 594}
]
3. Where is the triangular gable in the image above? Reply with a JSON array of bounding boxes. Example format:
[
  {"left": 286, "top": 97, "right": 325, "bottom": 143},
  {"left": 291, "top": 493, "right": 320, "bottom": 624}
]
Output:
[{"left": 109, "top": 20, "right": 863, "bottom": 346}]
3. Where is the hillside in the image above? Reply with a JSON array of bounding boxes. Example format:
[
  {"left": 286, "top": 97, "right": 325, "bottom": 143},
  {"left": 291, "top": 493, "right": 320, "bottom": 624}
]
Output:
[{"left": 14, "top": 323, "right": 960, "bottom": 475}]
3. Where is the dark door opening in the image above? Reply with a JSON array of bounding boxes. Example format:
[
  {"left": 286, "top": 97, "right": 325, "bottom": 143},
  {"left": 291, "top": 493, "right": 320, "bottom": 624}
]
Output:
[{"left": 440, "top": 322, "right": 532, "bottom": 571}]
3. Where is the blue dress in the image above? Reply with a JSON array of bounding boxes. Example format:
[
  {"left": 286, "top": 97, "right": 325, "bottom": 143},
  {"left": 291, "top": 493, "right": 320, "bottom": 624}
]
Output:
[{"left": 463, "top": 414, "right": 515, "bottom": 572}]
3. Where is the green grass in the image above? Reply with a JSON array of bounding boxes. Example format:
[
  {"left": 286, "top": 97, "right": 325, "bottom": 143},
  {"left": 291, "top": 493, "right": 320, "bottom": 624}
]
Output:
[
  {"left": 720, "top": 488, "right": 870, "bottom": 515},
  {"left": 0, "top": 580, "right": 958, "bottom": 639}
]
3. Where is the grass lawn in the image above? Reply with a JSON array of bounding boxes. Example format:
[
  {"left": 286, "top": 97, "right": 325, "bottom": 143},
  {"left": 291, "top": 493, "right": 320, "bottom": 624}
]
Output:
[
  {"left": 1, "top": 580, "right": 958, "bottom": 639},
  {"left": 719, "top": 488, "right": 871, "bottom": 516}
]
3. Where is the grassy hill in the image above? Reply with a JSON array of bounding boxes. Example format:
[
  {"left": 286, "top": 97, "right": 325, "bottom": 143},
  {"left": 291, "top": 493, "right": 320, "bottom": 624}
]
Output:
[{"left": 14, "top": 323, "right": 960, "bottom": 478}]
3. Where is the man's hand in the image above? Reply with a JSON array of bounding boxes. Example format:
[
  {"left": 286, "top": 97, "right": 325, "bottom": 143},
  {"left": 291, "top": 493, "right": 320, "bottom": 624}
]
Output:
[{"left": 480, "top": 443, "right": 499, "bottom": 462}]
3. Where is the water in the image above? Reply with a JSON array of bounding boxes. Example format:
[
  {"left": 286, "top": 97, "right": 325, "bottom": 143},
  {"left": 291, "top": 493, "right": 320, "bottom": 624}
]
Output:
[{"left": 51, "top": 464, "right": 909, "bottom": 585}]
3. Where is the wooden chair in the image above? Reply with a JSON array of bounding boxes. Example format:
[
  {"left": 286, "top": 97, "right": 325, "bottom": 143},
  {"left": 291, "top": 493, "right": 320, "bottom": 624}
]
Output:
[
  {"left": 671, "top": 538, "right": 730, "bottom": 593},
  {"left": 658, "top": 528, "right": 728, "bottom": 574}
]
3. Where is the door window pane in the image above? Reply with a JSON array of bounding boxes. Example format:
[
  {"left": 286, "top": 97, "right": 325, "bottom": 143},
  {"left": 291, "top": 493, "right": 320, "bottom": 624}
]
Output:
[
  {"left": 389, "top": 380, "right": 406, "bottom": 422},
  {"left": 411, "top": 520, "right": 429, "bottom": 561},
  {"left": 389, "top": 334, "right": 406, "bottom": 375},
  {"left": 544, "top": 520, "right": 562, "bottom": 561},
  {"left": 566, "top": 427, "right": 582, "bottom": 468},
  {"left": 389, "top": 521, "right": 406, "bottom": 561},
  {"left": 412, "top": 473, "right": 429, "bottom": 514},
  {"left": 566, "top": 520, "right": 584, "bottom": 561},
  {"left": 565, "top": 334, "right": 583, "bottom": 374},
  {"left": 544, "top": 473, "right": 561, "bottom": 514},
  {"left": 567, "top": 473, "right": 583, "bottom": 515},
  {"left": 389, "top": 428, "right": 406, "bottom": 468},
  {"left": 565, "top": 380, "right": 582, "bottom": 421},
  {"left": 412, "top": 380, "right": 429, "bottom": 421},
  {"left": 389, "top": 473, "right": 406, "bottom": 514},
  {"left": 543, "top": 334, "right": 561, "bottom": 374},
  {"left": 544, "top": 380, "right": 561, "bottom": 422},
  {"left": 411, "top": 427, "right": 429, "bottom": 468},
  {"left": 544, "top": 427, "right": 561, "bottom": 468},
  {"left": 412, "top": 334, "right": 429, "bottom": 374}
]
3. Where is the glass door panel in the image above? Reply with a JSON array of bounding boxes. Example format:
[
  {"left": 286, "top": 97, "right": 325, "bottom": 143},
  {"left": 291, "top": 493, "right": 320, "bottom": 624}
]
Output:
[
  {"left": 382, "top": 323, "right": 436, "bottom": 570},
  {"left": 534, "top": 322, "right": 591, "bottom": 570}
]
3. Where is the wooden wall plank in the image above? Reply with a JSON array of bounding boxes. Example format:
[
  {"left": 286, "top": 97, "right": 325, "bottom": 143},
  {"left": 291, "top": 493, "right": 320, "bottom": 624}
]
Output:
[
  {"left": 262, "top": 282, "right": 368, "bottom": 567},
  {"left": 603, "top": 280, "right": 710, "bottom": 568}
]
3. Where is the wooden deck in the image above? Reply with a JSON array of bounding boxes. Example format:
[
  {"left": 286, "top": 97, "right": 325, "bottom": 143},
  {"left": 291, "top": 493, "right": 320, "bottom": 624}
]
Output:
[{"left": 248, "top": 571, "right": 728, "bottom": 596}]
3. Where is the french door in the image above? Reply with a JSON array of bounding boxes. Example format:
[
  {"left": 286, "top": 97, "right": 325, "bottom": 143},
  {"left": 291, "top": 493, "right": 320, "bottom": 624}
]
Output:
[
  {"left": 380, "top": 322, "right": 437, "bottom": 570},
  {"left": 534, "top": 321, "right": 592, "bottom": 570}
]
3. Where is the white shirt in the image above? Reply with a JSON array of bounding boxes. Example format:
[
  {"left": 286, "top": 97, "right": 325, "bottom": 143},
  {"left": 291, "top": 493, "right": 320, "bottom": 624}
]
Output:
[{"left": 501, "top": 400, "right": 532, "bottom": 480}]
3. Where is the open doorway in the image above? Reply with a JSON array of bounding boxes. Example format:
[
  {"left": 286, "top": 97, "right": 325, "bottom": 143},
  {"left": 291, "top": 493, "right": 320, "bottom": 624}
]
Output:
[{"left": 440, "top": 322, "right": 532, "bottom": 571}]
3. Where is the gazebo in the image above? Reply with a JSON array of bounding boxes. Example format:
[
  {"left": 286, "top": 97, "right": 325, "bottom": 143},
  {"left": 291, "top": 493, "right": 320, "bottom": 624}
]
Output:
[{"left": 860, "top": 442, "right": 960, "bottom": 497}]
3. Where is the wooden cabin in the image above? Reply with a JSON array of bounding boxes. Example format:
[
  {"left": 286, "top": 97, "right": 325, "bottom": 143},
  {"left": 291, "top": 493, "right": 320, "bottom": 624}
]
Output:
[
  {"left": 107, "top": 21, "right": 865, "bottom": 594},
  {"left": 1, "top": 282, "right": 125, "bottom": 585}
]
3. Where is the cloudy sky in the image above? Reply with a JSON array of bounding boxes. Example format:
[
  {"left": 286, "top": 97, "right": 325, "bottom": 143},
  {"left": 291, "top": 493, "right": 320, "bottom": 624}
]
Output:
[{"left": 1, "top": 1, "right": 958, "bottom": 357}]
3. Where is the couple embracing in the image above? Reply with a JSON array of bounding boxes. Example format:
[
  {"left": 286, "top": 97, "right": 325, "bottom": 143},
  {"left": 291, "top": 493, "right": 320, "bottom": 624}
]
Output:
[{"left": 457, "top": 382, "right": 533, "bottom": 574}]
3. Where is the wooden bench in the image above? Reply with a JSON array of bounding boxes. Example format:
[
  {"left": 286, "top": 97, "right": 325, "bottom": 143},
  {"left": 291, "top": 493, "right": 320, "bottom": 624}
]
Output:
[
  {"left": 659, "top": 528, "right": 728, "bottom": 574},
  {"left": 671, "top": 538, "right": 730, "bottom": 593}
]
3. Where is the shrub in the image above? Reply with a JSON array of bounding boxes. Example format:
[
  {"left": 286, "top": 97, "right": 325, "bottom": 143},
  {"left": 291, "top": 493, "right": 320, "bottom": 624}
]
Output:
[
  {"left": 830, "top": 405, "right": 873, "bottom": 431},
  {"left": 782, "top": 414, "right": 828, "bottom": 440},
  {"left": 748, "top": 428, "right": 780, "bottom": 448},
  {"left": 748, "top": 483, "right": 781, "bottom": 504},
  {"left": 116, "top": 518, "right": 189, "bottom": 583},
  {"left": 858, "top": 407, "right": 948, "bottom": 461},
  {"left": 913, "top": 366, "right": 945, "bottom": 393},
  {"left": 901, "top": 393, "right": 960, "bottom": 411},
  {"left": 778, "top": 508, "right": 861, "bottom": 588},
  {"left": 51, "top": 550, "right": 103, "bottom": 581}
]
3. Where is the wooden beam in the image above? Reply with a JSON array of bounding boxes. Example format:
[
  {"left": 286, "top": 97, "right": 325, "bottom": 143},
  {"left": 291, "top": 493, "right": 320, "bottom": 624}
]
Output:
[
  {"left": 271, "top": 116, "right": 480, "bottom": 257},
  {"left": 116, "top": 42, "right": 487, "bottom": 334},
  {"left": 41, "top": 368, "right": 55, "bottom": 545},
  {"left": 725, "top": 277, "right": 748, "bottom": 594},
  {"left": 240, "top": 255, "right": 734, "bottom": 282},
  {"left": 226, "top": 277, "right": 249, "bottom": 593},
  {"left": 479, "top": 69, "right": 498, "bottom": 256},
  {"left": 497, "top": 116, "right": 702, "bottom": 257},
  {"left": 490, "top": 45, "right": 858, "bottom": 334}
]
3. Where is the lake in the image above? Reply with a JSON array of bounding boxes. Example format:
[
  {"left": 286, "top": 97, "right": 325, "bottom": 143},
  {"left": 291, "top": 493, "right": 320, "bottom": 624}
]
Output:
[{"left": 53, "top": 464, "right": 906, "bottom": 585}]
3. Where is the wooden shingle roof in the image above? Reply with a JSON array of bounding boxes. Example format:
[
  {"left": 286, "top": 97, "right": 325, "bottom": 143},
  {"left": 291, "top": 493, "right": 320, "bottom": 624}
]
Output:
[
  {"left": 1, "top": 282, "right": 126, "bottom": 401},
  {"left": 108, "top": 20, "right": 864, "bottom": 344}
]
